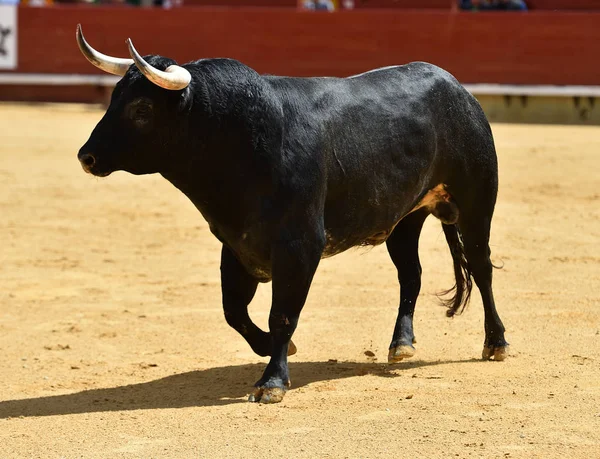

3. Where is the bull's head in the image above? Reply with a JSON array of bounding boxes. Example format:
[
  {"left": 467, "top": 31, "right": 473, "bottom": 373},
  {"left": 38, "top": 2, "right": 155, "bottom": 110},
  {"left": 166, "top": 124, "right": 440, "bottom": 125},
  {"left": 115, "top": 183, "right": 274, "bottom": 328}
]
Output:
[{"left": 76, "top": 25, "right": 192, "bottom": 177}]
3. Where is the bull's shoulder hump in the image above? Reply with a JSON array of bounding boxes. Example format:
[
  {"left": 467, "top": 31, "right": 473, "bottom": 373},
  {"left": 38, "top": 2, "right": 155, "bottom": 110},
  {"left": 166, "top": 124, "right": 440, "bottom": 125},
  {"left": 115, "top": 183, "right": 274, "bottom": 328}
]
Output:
[{"left": 348, "top": 62, "right": 458, "bottom": 84}]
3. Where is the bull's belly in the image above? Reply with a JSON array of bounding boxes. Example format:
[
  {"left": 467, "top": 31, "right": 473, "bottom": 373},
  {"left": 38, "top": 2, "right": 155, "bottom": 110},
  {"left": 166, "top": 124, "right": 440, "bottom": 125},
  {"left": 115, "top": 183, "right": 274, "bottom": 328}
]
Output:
[
  {"left": 321, "top": 184, "right": 457, "bottom": 257},
  {"left": 320, "top": 227, "right": 395, "bottom": 258},
  {"left": 230, "top": 184, "right": 457, "bottom": 281}
]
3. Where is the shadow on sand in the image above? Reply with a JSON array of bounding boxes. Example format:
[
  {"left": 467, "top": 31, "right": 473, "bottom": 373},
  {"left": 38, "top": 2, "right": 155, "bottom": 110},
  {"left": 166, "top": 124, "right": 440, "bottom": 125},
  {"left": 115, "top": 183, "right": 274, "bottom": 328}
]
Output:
[{"left": 0, "top": 359, "right": 478, "bottom": 418}]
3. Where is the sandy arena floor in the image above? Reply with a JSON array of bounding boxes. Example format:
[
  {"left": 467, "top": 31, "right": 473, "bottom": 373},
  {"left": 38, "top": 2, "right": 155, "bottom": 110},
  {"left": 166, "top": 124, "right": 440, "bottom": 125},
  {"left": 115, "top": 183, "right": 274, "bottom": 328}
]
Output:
[{"left": 0, "top": 103, "right": 599, "bottom": 458}]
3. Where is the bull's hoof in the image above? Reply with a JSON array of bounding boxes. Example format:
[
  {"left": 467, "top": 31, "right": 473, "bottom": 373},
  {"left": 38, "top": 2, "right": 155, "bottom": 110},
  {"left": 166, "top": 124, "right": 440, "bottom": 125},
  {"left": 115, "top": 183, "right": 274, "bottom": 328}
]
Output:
[
  {"left": 388, "top": 344, "right": 416, "bottom": 363},
  {"left": 288, "top": 340, "right": 297, "bottom": 356},
  {"left": 482, "top": 345, "right": 508, "bottom": 361},
  {"left": 248, "top": 386, "right": 287, "bottom": 404}
]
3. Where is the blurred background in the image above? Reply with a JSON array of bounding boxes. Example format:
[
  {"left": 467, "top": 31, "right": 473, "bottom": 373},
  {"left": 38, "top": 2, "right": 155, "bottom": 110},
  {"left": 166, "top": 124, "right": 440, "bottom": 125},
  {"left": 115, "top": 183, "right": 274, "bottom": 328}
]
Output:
[{"left": 0, "top": 0, "right": 599, "bottom": 124}]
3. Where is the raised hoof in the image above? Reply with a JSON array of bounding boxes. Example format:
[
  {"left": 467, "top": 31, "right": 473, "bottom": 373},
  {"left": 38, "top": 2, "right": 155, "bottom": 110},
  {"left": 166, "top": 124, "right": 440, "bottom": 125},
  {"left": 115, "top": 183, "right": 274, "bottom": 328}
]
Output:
[
  {"left": 288, "top": 340, "right": 297, "bottom": 356},
  {"left": 482, "top": 345, "right": 508, "bottom": 361},
  {"left": 388, "top": 345, "right": 416, "bottom": 363},
  {"left": 248, "top": 386, "right": 287, "bottom": 404}
]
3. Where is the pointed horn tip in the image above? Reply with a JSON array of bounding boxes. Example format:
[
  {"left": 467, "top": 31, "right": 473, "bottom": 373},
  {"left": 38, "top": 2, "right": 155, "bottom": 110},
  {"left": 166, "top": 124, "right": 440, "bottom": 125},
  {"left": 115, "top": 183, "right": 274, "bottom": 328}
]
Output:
[{"left": 126, "top": 39, "right": 138, "bottom": 57}]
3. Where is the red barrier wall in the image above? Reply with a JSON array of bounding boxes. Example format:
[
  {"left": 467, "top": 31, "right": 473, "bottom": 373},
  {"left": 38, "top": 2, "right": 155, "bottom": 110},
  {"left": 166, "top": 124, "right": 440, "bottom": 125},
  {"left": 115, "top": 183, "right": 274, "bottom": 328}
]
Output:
[
  {"left": 181, "top": 0, "right": 454, "bottom": 8},
  {"left": 183, "top": 0, "right": 296, "bottom": 6},
  {"left": 2, "top": 6, "right": 599, "bottom": 92},
  {"left": 350, "top": 0, "right": 453, "bottom": 8},
  {"left": 527, "top": 0, "right": 600, "bottom": 10}
]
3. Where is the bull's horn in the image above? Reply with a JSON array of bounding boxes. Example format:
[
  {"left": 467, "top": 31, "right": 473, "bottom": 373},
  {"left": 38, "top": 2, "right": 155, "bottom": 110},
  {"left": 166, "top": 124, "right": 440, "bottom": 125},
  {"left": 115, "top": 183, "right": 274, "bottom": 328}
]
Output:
[
  {"left": 76, "top": 24, "right": 133, "bottom": 77},
  {"left": 126, "top": 39, "right": 191, "bottom": 91}
]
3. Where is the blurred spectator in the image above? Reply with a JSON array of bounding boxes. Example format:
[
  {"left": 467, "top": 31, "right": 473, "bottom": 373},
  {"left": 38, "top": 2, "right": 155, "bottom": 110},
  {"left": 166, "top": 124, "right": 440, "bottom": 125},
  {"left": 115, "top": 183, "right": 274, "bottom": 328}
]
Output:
[
  {"left": 7, "top": 0, "right": 181, "bottom": 5},
  {"left": 20, "top": 0, "right": 54, "bottom": 4},
  {"left": 301, "top": 0, "right": 336, "bottom": 11},
  {"left": 504, "top": 0, "right": 527, "bottom": 10},
  {"left": 460, "top": 0, "right": 527, "bottom": 10}
]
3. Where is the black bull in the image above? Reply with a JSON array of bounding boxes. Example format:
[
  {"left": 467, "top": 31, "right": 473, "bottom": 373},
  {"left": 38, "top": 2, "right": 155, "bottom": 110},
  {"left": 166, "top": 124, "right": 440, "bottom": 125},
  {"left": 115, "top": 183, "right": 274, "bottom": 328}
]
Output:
[{"left": 76, "top": 28, "right": 508, "bottom": 403}]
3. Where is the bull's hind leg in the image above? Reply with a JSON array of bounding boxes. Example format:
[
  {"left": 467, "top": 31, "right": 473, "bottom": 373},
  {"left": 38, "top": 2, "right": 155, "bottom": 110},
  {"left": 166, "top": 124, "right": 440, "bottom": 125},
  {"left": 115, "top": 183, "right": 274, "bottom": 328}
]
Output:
[
  {"left": 386, "top": 208, "right": 429, "bottom": 363},
  {"left": 458, "top": 215, "right": 508, "bottom": 361},
  {"left": 220, "top": 245, "right": 297, "bottom": 357}
]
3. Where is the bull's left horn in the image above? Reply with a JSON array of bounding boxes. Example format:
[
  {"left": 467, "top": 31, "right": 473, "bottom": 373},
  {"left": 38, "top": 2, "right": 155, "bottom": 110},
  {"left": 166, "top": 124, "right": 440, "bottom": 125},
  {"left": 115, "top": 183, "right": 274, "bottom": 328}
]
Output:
[
  {"left": 126, "top": 39, "right": 191, "bottom": 91},
  {"left": 76, "top": 24, "right": 133, "bottom": 77}
]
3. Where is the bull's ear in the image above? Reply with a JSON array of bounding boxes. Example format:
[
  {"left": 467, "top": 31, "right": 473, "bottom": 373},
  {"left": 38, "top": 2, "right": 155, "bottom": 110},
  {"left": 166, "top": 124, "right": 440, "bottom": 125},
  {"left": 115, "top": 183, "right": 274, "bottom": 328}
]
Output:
[{"left": 178, "top": 85, "right": 194, "bottom": 114}]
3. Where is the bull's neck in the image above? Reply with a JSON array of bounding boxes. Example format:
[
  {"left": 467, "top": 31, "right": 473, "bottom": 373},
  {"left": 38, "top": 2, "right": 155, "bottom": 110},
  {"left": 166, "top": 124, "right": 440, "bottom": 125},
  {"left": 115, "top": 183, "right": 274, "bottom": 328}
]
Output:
[
  {"left": 160, "top": 149, "right": 258, "bottom": 232},
  {"left": 159, "top": 67, "right": 273, "bottom": 230}
]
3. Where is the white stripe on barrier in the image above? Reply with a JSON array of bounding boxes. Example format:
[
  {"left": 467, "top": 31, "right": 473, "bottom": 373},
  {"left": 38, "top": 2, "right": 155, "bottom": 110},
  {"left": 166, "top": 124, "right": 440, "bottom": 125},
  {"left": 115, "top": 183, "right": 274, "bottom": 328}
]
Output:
[
  {"left": 463, "top": 84, "right": 600, "bottom": 97},
  {"left": 0, "top": 73, "right": 599, "bottom": 97},
  {"left": 0, "top": 73, "right": 120, "bottom": 86}
]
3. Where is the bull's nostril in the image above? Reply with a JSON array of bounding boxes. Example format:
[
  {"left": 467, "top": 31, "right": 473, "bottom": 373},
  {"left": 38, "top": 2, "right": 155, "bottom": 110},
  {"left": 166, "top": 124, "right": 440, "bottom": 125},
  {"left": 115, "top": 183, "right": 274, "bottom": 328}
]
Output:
[{"left": 81, "top": 154, "right": 96, "bottom": 167}]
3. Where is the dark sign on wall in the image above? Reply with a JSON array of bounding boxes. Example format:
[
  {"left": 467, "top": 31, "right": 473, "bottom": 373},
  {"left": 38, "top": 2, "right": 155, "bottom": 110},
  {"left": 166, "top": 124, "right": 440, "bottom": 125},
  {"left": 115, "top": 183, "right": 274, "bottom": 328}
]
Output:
[{"left": 0, "top": 6, "right": 17, "bottom": 70}]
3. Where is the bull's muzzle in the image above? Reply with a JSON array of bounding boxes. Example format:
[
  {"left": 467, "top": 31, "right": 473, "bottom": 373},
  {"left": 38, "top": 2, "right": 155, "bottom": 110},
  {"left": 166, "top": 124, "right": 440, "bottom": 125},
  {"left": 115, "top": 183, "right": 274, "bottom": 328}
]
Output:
[
  {"left": 78, "top": 152, "right": 96, "bottom": 173},
  {"left": 78, "top": 151, "right": 110, "bottom": 177}
]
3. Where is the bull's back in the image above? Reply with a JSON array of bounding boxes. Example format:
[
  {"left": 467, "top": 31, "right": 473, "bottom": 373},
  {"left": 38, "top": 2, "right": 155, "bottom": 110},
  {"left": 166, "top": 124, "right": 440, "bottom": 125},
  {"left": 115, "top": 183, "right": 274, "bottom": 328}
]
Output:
[{"left": 265, "top": 62, "right": 493, "bottom": 255}]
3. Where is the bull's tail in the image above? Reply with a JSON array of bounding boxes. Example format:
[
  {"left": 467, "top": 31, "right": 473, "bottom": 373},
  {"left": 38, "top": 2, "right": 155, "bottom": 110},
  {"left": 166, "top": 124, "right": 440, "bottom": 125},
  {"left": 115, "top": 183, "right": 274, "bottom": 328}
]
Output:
[{"left": 439, "top": 223, "right": 473, "bottom": 317}]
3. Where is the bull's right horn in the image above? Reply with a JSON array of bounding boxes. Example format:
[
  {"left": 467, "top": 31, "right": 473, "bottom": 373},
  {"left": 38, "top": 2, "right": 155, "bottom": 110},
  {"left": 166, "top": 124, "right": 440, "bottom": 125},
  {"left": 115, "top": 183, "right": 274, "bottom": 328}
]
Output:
[
  {"left": 126, "top": 39, "right": 191, "bottom": 91},
  {"left": 76, "top": 24, "right": 133, "bottom": 77}
]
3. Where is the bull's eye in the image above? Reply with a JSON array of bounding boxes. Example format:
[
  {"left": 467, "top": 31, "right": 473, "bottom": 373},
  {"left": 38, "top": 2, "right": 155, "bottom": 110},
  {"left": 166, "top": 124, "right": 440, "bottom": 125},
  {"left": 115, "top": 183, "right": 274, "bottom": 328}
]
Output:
[
  {"left": 134, "top": 105, "right": 151, "bottom": 118},
  {"left": 125, "top": 98, "right": 153, "bottom": 126}
]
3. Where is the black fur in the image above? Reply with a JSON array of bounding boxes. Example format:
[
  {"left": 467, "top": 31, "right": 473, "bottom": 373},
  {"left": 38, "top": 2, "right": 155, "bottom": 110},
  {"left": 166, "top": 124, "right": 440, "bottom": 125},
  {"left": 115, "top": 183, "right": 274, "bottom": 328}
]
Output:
[{"left": 78, "top": 56, "right": 508, "bottom": 401}]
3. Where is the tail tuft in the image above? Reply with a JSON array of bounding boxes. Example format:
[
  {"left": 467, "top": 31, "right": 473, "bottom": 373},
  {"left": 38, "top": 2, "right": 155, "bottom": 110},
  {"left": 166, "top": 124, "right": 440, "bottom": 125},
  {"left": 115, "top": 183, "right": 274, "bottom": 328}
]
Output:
[{"left": 439, "top": 223, "right": 473, "bottom": 317}]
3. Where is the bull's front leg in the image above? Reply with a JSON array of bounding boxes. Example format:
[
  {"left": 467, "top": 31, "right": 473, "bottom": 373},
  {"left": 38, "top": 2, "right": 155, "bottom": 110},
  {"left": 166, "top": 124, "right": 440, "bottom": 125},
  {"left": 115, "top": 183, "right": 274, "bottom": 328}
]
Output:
[
  {"left": 221, "top": 245, "right": 297, "bottom": 357},
  {"left": 248, "top": 226, "right": 325, "bottom": 404}
]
